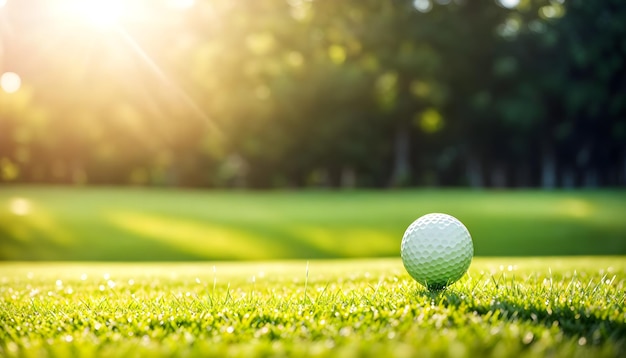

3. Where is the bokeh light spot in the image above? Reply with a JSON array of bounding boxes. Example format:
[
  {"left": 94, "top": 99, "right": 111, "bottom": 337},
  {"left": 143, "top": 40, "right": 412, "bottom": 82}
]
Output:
[
  {"left": 328, "top": 45, "right": 347, "bottom": 65},
  {"left": 288, "top": 0, "right": 311, "bottom": 21},
  {"left": 417, "top": 108, "right": 444, "bottom": 133},
  {"left": 10, "top": 198, "right": 31, "bottom": 216},
  {"left": 0, "top": 158, "right": 19, "bottom": 180},
  {"left": 1, "top": 72, "right": 22, "bottom": 93},
  {"left": 496, "top": 0, "right": 519, "bottom": 9},
  {"left": 413, "top": 0, "right": 432, "bottom": 13},
  {"left": 539, "top": 4, "right": 565, "bottom": 19},
  {"left": 285, "top": 51, "right": 304, "bottom": 68},
  {"left": 410, "top": 81, "right": 431, "bottom": 98},
  {"left": 497, "top": 17, "right": 521, "bottom": 39},
  {"left": 246, "top": 33, "right": 276, "bottom": 55}
]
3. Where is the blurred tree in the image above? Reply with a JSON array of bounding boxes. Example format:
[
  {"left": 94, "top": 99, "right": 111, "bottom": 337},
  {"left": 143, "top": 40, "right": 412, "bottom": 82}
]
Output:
[
  {"left": 0, "top": 0, "right": 624, "bottom": 188},
  {"left": 0, "top": 86, "right": 50, "bottom": 183},
  {"left": 493, "top": 0, "right": 626, "bottom": 187}
]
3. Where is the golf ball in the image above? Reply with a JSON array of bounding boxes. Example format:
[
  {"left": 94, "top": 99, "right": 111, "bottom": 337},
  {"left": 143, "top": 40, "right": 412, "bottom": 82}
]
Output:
[{"left": 401, "top": 213, "right": 473, "bottom": 291}]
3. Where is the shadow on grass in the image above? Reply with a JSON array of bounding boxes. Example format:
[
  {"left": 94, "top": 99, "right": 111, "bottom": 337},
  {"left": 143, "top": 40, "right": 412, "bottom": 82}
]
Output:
[
  {"left": 415, "top": 289, "right": 626, "bottom": 347},
  {"left": 0, "top": 226, "right": 62, "bottom": 260},
  {"left": 0, "top": 211, "right": 212, "bottom": 261}
]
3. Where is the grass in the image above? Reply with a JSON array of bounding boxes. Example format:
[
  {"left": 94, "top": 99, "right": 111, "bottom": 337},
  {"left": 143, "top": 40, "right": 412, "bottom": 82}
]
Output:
[
  {"left": 1, "top": 257, "right": 625, "bottom": 357},
  {"left": 1, "top": 187, "right": 624, "bottom": 355},
  {"left": 1, "top": 186, "right": 626, "bottom": 260}
]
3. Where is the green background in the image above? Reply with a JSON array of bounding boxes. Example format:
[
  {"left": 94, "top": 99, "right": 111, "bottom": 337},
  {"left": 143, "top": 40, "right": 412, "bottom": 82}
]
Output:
[{"left": 2, "top": 187, "right": 625, "bottom": 261}]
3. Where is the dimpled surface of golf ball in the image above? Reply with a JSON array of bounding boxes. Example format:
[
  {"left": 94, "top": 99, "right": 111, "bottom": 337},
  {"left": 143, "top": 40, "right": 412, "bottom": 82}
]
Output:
[{"left": 401, "top": 213, "right": 473, "bottom": 291}]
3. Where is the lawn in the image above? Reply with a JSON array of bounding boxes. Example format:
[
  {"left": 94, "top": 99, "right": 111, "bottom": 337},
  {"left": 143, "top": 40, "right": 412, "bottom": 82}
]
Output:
[
  {"left": 1, "top": 257, "right": 625, "bottom": 357},
  {"left": 1, "top": 187, "right": 626, "bottom": 260}
]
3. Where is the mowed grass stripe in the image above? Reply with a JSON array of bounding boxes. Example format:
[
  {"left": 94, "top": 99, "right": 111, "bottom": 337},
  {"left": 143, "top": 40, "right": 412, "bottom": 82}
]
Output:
[
  {"left": 0, "top": 257, "right": 624, "bottom": 357},
  {"left": 1, "top": 187, "right": 626, "bottom": 260}
]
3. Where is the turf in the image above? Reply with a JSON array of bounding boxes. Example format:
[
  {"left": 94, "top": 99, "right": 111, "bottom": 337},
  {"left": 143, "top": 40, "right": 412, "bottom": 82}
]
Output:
[
  {"left": 1, "top": 187, "right": 626, "bottom": 260},
  {"left": 1, "top": 258, "right": 625, "bottom": 357}
]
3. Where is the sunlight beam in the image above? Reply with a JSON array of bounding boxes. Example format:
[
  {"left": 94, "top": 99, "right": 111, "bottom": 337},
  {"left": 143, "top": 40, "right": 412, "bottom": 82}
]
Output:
[{"left": 117, "top": 29, "right": 224, "bottom": 140}]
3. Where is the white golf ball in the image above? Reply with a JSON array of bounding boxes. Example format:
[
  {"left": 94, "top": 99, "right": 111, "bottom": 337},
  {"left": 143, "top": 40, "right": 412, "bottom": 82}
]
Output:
[{"left": 401, "top": 213, "right": 473, "bottom": 291}]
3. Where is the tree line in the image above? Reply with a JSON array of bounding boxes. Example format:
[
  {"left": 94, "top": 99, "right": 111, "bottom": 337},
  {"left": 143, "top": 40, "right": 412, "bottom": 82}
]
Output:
[{"left": 0, "top": 0, "right": 624, "bottom": 188}]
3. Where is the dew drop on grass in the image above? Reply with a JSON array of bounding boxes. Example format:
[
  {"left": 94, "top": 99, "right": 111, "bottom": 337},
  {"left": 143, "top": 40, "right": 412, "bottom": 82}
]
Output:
[
  {"left": 141, "top": 335, "right": 150, "bottom": 345},
  {"left": 255, "top": 326, "right": 270, "bottom": 337},
  {"left": 339, "top": 327, "right": 352, "bottom": 336}
]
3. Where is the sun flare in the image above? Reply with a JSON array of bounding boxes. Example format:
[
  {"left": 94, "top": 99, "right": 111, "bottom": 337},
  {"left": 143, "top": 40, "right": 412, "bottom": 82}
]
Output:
[{"left": 60, "top": 0, "right": 125, "bottom": 29}]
